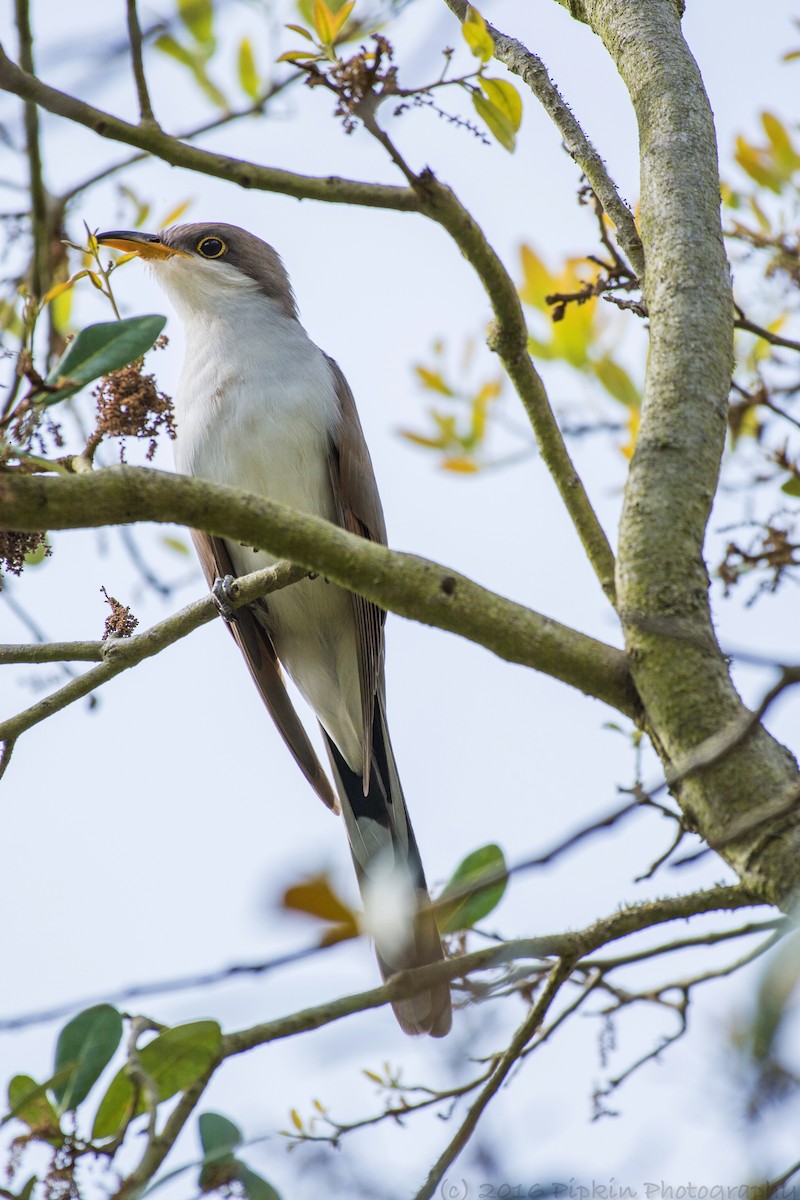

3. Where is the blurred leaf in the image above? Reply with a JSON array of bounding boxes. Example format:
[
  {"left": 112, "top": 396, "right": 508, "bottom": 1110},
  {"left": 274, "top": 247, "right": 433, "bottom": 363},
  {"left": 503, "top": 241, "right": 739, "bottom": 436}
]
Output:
[
  {"left": 238, "top": 37, "right": 260, "bottom": 100},
  {"left": 281, "top": 873, "right": 359, "bottom": 946},
  {"left": 620, "top": 405, "right": 640, "bottom": 460},
  {"left": 161, "top": 535, "right": 191, "bottom": 555},
  {"left": 154, "top": 35, "right": 228, "bottom": 109},
  {"left": 24, "top": 537, "right": 50, "bottom": 568},
  {"left": 43, "top": 315, "right": 167, "bottom": 406},
  {"left": 277, "top": 49, "right": 320, "bottom": 62},
  {"left": 237, "top": 1164, "right": 282, "bottom": 1200},
  {"left": 441, "top": 456, "right": 479, "bottom": 473},
  {"left": 479, "top": 77, "right": 522, "bottom": 131},
  {"left": 593, "top": 355, "right": 640, "bottom": 408},
  {"left": 734, "top": 134, "right": 783, "bottom": 193},
  {"left": 398, "top": 429, "right": 447, "bottom": 449},
  {"left": 92, "top": 1020, "right": 221, "bottom": 1139},
  {"left": 199, "top": 1111, "right": 242, "bottom": 1156},
  {"left": 157, "top": 200, "right": 192, "bottom": 229},
  {"left": 437, "top": 843, "right": 507, "bottom": 932},
  {"left": 761, "top": 112, "right": 800, "bottom": 174},
  {"left": 414, "top": 364, "right": 454, "bottom": 396},
  {"left": 780, "top": 475, "right": 800, "bottom": 497},
  {"left": 52, "top": 1005, "right": 122, "bottom": 1113},
  {"left": 290, "top": 1107, "right": 303, "bottom": 1131},
  {"left": 285, "top": 23, "right": 315, "bottom": 40},
  {"left": 7, "top": 1075, "right": 62, "bottom": 1139},
  {"left": 472, "top": 91, "right": 515, "bottom": 152},
  {"left": 518, "top": 245, "right": 554, "bottom": 311},
  {"left": 462, "top": 6, "right": 493, "bottom": 62},
  {"left": 178, "top": 0, "right": 214, "bottom": 45},
  {"left": 312, "top": 0, "right": 336, "bottom": 43}
]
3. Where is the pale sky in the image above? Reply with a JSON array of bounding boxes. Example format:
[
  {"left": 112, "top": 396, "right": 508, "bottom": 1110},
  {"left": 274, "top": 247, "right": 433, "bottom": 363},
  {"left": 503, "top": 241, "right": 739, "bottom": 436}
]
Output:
[{"left": 2, "top": 1, "right": 800, "bottom": 1196}]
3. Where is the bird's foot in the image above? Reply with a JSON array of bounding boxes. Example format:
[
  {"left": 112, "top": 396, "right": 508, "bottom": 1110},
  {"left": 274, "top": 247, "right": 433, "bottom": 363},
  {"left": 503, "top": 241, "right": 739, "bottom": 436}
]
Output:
[{"left": 211, "top": 575, "right": 238, "bottom": 624}]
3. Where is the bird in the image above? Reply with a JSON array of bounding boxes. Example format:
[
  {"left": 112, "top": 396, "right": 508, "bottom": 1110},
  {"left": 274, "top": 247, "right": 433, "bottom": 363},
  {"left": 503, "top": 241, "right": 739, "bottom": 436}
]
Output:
[{"left": 97, "top": 222, "right": 452, "bottom": 1037}]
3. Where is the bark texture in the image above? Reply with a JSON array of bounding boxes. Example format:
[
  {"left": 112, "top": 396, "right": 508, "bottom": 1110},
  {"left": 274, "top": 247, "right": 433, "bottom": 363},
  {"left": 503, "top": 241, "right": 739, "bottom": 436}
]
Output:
[{"left": 577, "top": 0, "right": 800, "bottom": 902}]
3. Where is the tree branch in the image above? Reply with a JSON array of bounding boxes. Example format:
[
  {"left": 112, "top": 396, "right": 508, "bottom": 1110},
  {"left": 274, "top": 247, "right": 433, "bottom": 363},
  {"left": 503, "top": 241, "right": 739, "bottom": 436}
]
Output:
[
  {"left": 0, "top": 467, "right": 639, "bottom": 716},
  {"left": 442, "top": 0, "right": 645, "bottom": 281},
  {"left": 570, "top": 0, "right": 800, "bottom": 906},
  {"left": 0, "top": 560, "right": 308, "bottom": 747},
  {"left": 125, "top": 0, "right": 157, "bottom": 128},
  {"left": 0, "top": 45, "right": 421, "bottom": 213},
  {"left": 415, "top": 958, "right": 575, "bottom": 1200}
]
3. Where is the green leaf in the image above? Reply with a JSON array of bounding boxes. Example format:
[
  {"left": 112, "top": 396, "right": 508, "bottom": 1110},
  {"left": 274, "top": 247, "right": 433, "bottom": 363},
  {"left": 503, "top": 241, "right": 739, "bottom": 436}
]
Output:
[
  {"left": 92, "top": 1020, "right": 221, "bottom": 1139},
  {"left": 472, "top": 91, "right": 515, "bottom": 152},
  {"left": 52, "top": 1005, "right": 123, "bottom": 1113},
  {"left": 436, "top": 843, "right": 508, "bottom": 933},
  {"left": 199, "top": 1111, "right": 242, "bottom": 1156},
  {"left": 780, "top": 475, "right": 800, "bottom": 497},
  {"left": 178, "top": 0, "right": 214, "bottom": 45},
  {"left": 238, "top": 37, "right": 260, "bottom": 101},
  {"left": 462, "top": 6, "right": 493, "bottom": 62},
  {"left": 593, "top": 356, "right": 641, "bottom": 408},
  {"left": 24, "top": 537, "right": 50, "bottom": 568},
  {"left": 154, "top": 32, "right": 197, "bottom": 69},
  {"left": 237, "top": 1163, "right": 282, "bottom": 1200},
  {"left": 479, "top": 77, "right": 522, "bottom": 132},
  {"left": 43, "top": 316, "right": 167, "bottom": 406},
  {"left": 7, "top": 1075, "right": 62, "bottom": 1139}
]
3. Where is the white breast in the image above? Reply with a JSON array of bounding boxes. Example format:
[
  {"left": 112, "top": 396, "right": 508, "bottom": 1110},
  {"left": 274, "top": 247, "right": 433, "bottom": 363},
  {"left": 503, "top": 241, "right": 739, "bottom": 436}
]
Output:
[{"left": 163, "top": 270, "right": 365, "bottom": 770}]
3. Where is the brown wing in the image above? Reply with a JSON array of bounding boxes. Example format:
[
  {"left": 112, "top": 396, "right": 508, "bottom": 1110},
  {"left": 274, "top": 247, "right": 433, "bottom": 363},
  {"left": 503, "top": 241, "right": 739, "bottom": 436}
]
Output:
[
  {"left": 192, "top": 529, "right": 339, "bottom": 812},
  {"left": 324, "top": 356, "right": 388, "bottom": 791}
]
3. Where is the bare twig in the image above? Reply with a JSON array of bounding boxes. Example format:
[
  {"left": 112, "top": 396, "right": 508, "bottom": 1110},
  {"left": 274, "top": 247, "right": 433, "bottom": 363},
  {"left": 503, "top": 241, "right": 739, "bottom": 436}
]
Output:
[
  {"left": 125, "top": 0, "right": 158, "bottom": 127},
  {"left": 441, "top": 0, "right": 645, "bottom": 281},
  {"left": 414, "top": 959, "right": 574, "bottom": 1200}
]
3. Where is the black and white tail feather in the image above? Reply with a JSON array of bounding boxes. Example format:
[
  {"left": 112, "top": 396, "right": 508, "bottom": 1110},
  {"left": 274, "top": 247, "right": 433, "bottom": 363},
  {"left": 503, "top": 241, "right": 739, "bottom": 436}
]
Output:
[{"left": 322, "top": 700, "right": 452, "bottom": 1038}]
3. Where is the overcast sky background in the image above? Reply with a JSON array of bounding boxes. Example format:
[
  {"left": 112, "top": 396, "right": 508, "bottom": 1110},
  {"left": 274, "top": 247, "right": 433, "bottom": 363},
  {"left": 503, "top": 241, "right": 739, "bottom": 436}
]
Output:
[{"left": 2, "top": 1, "right": 800, "bottom": 1196}]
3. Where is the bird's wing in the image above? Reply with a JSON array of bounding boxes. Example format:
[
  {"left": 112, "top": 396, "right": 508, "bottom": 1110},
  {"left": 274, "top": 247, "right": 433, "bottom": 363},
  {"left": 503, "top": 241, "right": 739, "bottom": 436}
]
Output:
[
  {"left": 325, "top": 355, "right": 388, "bottom": 790},
  {"left": 191, "top": 529, "right": 339, "bottom": 812}
]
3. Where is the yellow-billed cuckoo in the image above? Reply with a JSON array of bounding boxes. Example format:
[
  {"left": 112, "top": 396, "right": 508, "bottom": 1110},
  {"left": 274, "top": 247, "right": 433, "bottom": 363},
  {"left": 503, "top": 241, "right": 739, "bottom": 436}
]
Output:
[{"left": 97, "top": 223, "right": 451, "bottom": 1037}]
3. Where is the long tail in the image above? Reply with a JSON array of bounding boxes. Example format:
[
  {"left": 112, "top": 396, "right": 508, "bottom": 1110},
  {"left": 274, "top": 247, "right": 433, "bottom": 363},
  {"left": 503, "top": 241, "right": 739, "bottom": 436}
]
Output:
[{"left": 321, "top": 701, "right": 452, "bottom": 1038}]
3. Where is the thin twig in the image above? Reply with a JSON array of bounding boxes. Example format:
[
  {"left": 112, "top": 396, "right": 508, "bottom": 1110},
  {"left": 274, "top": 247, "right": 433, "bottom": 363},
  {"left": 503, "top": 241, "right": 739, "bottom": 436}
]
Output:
[
  {"left": 414, "top": 959, "right": 574, "bottom": 1200},
  {"left": 126, "top": 0, "right": 158, "bottom": 127},
  {"left": 441, "top": 0, "right": 644, "bottom": 281}
]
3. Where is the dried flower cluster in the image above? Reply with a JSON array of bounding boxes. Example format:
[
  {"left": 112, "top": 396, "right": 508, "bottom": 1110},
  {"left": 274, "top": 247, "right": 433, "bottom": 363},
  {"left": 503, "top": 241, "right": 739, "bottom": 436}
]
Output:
[
  {"left": 91, "top": 339, "right": 175, "bottom": 461},
  {"left": 100, "top": 586, "right": 139, "bottom": 639},
  {"left": 307, "top": 35, "right": 398, "bottom": 133},
  {"left": 0, "top": 528, "right": 50, "bottom": 576}
]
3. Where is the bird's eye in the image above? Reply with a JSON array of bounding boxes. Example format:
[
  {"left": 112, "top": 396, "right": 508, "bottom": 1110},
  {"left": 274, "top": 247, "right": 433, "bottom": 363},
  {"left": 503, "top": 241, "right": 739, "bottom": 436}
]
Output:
[{"left": 197, "top": 236, "right": 227, "bottom": 259}]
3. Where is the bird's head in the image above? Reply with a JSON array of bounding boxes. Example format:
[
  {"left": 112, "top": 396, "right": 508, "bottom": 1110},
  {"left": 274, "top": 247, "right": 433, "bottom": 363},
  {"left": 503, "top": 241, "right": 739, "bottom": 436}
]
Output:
[{"left": 96, "top": 222, "right": 297, "bottom": 321}]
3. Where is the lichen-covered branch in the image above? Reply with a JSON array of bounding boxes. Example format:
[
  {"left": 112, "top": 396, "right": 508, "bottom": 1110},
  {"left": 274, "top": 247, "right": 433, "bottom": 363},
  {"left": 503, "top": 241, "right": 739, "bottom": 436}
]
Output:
[
  {"left": 566, "top": 0, "right": 800, "bottom": 905},
  {"left": 0, "top": 467, "right": 638, "bottom": 715}
]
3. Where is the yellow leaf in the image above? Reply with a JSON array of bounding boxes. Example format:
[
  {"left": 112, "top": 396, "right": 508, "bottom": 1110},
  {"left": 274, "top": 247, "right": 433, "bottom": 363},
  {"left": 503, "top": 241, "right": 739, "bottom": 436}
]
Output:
[
  {"left": 285, "top": 23, "right": 315, "bottom": 41},
  {"left": 87, "top": 271, "right": 104, "bottom": 291},
  {"left": 462, "top": 6, "right": 493, "bottom": 62},
  {"left": 518, "top": 244, "right": 554, "bottom": 311},
  {"left": 414, "top": 364, "right": 453, "bottom": 395},
  {"left": 442, "top": 456, "right": 479, "bottom": 473},
  {"left": 620, "top": 406, "right": 639, "bottom": 460},
  {"left": 399, "top": 430, "right": 447, "bottom": 449},
  {"left": 329, "top": 0, "right": 355, "bottom": 40},
  {"left": 238, "top": 37, "right": 260, "bottom": 101},
  {"left": 277, "top": 49, "right": 319, "bottom": 62},
  {"left": 479, "top": 78, "right": 522, "bottom": 132},
  {"left": 41, "top": 278, "right": 79, "bottom": 306},
  {"left": 312, "top": 0, "right": 336, "bottom": 43},
  {"left": 157, "top": 199, "right": 192, "bottom": 230},
  {"left": 290, "top": 1108, "right": 303, "bottom": 1131},
  {"left": 281, "top": 873, "right": 360, "bottom": 947},
  {"left": 472, "top": 91, "right": 515, "bottom": 152}
]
